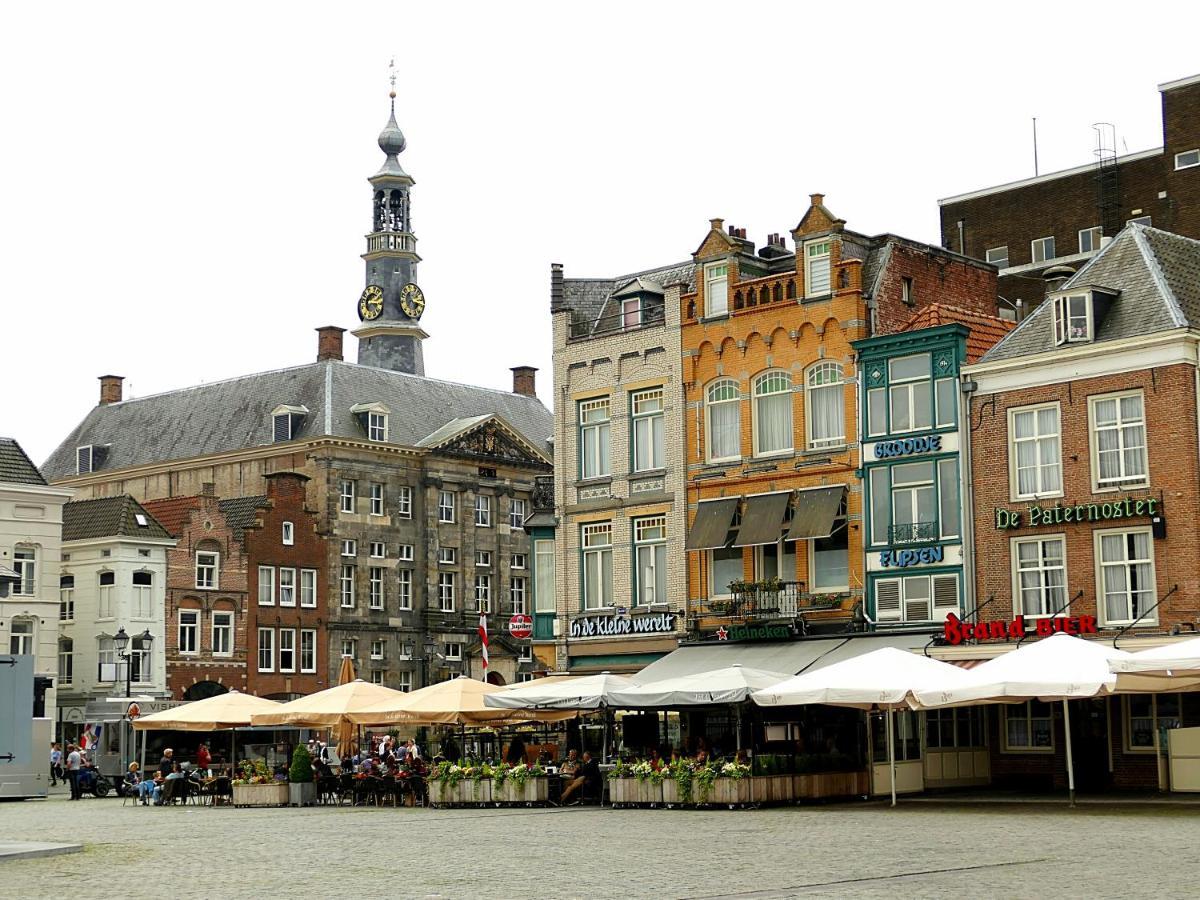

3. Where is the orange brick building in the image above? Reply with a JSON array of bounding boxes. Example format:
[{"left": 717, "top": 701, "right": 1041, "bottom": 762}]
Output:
[{"left": 681, "top": 195, "right": 997, "bottom": 636}]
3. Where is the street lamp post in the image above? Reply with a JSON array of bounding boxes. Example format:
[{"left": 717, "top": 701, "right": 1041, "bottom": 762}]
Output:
[
  {"left": 113, "top": 626, "right": 155, "bottom": 773},
  {"left": 421, "top": 635, "right": 438, "bottom": 689}
]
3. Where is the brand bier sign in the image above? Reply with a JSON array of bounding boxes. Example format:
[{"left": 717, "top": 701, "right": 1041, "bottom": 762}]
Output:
[
  {"left": 942, "top": 611, "right": 1098, "bottom": 645},
  {"left": 569, "top": 611, "right": 677, "bottom": 639}
]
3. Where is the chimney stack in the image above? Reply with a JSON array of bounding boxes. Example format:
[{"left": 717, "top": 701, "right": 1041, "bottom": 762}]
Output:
[
  {"left": 510, "top": 366, "right": 537, "bottom": 398},
  {"left": 316, "top": 326, "right": 345, "bottom": 362},
  {"left": 550, "top": 263, "right": 564, "bottom": 312},
  {"left": 98, "top": 375, "right": 124, "bottom": 406},
  {"left": 810, "top": 193, "right": 825, "bottom": 208}
]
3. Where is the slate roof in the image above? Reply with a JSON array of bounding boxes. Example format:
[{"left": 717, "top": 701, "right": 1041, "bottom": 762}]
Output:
[
  {"left": 62, "top": 496, "right": 173, "bottom": 542},
  {"left": 980, "top": 224, "right": 1200, "bottom": 363},
  {"left": 899, "top": 304, "right": 1015, "bottom": 363},
  {"left": 139, "top": 496, "right": 201, "bottom": 538},
  {"left": 218, "top": 496, "right": 269, "bottom": 540},
  {"left": 0, "top": 437, "right": 47, "bottom": 486},
  {"left": 42, "top": 360, "right": 553, "bottom": 481},
  {"left": 560, "top": 260, "right": 695, "bottom": 338}
]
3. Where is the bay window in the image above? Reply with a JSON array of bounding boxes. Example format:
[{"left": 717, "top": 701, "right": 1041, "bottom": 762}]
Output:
[{"left": 887, "top": 354, "right": 932, "bottom": 433}]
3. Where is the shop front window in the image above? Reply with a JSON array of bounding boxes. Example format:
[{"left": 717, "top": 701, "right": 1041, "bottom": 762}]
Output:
[{"left": 1004, "top": 700, "right": 1053, "bottom": 751}]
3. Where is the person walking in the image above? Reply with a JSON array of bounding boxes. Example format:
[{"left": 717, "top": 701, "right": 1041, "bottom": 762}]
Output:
[
  {"left": 65, "top": 743, "right": 83, "bottom": 800},
  {"left": 50, "top": 742, "right": 63, "bottom": 786}
]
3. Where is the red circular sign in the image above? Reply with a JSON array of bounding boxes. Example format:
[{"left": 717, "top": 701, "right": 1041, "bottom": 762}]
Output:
[{"left": 508, "top": 614, "right": 533, "bottom": 640}]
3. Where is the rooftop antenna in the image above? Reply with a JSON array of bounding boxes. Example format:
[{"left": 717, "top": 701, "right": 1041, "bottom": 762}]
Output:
[{"left": 1032, "top": 117, "right": 1039, "bottom": 176}]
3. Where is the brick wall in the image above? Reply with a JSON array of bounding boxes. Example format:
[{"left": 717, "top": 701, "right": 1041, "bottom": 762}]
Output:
[{"left": 872, "top": 244, "right": 999, "bottom": 333}]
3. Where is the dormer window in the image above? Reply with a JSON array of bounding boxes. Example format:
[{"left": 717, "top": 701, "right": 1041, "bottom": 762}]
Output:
[
  {"left": 1054, "top": 293, "right": 1093, "bottom": 345},
  {"left": 805, "top": 240, "right": 832, "bottom": 297},
  {"left": 705, "top": 263, "right": 728, "bottom": 317},
  {"left": 271, "top": 405, "right": 308, "bottom": 442},
  {"left": 76, "top": 444, "right": 109, "bottom": 475},
  {"left": 350, "top": 402, "right": 390, "bottom": 442}
]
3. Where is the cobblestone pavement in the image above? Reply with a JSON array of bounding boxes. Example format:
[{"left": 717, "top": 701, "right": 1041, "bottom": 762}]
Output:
[{"left": 2, "top": 789, "right": 1198, "bottom": 899}]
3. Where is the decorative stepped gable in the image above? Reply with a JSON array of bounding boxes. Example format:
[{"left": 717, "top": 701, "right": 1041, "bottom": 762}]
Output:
[{"left": 418, "top": 415, "right": 552, "bottom": 469}]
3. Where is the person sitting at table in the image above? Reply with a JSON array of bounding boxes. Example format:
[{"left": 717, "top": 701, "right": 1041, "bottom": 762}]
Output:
[
  {"left": 559, "top": 748, "right": 579, "bottom": 778},
  {"left": 560, "top": 751, "right": 600, "bottom": 805},
  {"left": 648, "top": 747, "right": 663, "bottom": 772},
  {"left": 694, "top": 748, "right": 709, "bottom": 766},
  {"left": 124, "top": 762, "right": 151, "bottom": 805}
]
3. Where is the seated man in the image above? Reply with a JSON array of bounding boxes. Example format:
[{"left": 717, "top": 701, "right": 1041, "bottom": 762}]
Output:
[
  {"left": 156, "top": 763, "right": 186, "bottom": 805},
  {"left": 560, "top": 751, "right": 600, "bottom": 805}
]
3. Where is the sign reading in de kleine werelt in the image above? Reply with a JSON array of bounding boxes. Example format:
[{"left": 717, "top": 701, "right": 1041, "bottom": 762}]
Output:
[
  {"left": 569, "top": 612, "right": 676, "bottom": 639},
  {"left": 995, "top": 497, "right": 1158, "bottom": 530},
  {"left": 943, "top": 611, "right": 1098, "bottom": 645}
]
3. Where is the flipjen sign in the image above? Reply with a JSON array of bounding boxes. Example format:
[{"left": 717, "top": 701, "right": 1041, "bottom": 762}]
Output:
[{"left": 943, "top": 611, "right": 1098, "bottom": 645}]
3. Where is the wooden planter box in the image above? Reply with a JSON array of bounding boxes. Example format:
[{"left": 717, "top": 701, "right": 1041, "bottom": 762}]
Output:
[
  {"left": 432, "top": 779, "right": 493, "bottom": 806},
  {"left": 794, "top": 770, "right": 869, "bottom": 800},
  {"left": 493, "top": 777, "right": 548, "bottom": 805},
  {"left": 609, "top": 778, "right": 663, "bottom": 807},
  {"left": 233, "top": 783, "right": 289, "bottom": 808}
]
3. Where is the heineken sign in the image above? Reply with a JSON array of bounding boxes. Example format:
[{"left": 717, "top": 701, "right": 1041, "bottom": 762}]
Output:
[
  {"left": 714, "top": 624, "right": 791, "bottom": 642},
  {"left": 995, "top": 496, "right": 1158, "bottom": 530}
]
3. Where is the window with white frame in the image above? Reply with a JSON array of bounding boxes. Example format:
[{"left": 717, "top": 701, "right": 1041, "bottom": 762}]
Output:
[
  {"left": 370, "top": 541, "right": 386, "bottom": 558},
  {"left": 368, "top": 411, "right": 388, "bottom": 442},
  {"left": 398, "top": 544, "right": 414, "bottom": 562},
  {"left": 890, "top": 461, "right": 936, "bottom": 545},
  {"left": 370, "top": 669, "right": 384, "bottom": 685},
  {"left": 341, "top": 638, "right": 357, "bottom": 661},
  {"left": 438, "top": 490, "right": 456, "bottom": 523},
  {"left": 371, "top": 639, "right": 385, "bottom": 660},
  {"left": 938, "top": 458, "right": 961, "bottom": 540},
  {"left": 1053, "top": 293, "right": 1092, "bottom": 344},
  {"left": 511, "top": 553, "right": 527, "bottom": 570},
  {"left": 1078, "top": 226, "right": 1103, "bottom": 254},
  {"left": 753, "top": 371, "right": 793, "bottom": 456},
  {"left": 300, "top": 629, "right": 316, "bottom": 673},
  {"left": 1013, "top": 536, "right": 1066, "bottom": 617},
  {"left": 98, "top": 570, "right": 115, "bottom": 618},
  {"left": 709, "top": 546, "right": 743, "bottom": 597},
  {"left": 439, "top": 546, "right": 457, "bottom": 565},
  {"left": 369, "top": 567, "right": 385, "bottom": 609},
  {"left": 59, "top": 575, "right": 74, "bottom": 621},
  {"left": 475, "top": 494, "right": 492, "bottom": 527},
  {"left": 342, "top": 539, "right": 357, "bottom": 557},
  {"left": 300, "top": 569, "right": 317, "bottom": 607},
  {"left": 579, "top": 398, "right": 611, "bottom": 479},
  {"left": 212, "top": 611, "right": 233, "bottom": 656},
  {"left": 339, "top": 479, "right": 355, "bottom": 513},
  {"left": 517, "top": 672, "right": 535, "bottom": 684},
  {"left": 875, "top": 572, "right": 959, "bottom": 623},
  {"left": 445, "top": 642, "right": 463, "bottom": 662},
  {"left": 8, "top": 619, "right": 33, "bottom": 655},
  {"left": 132, "top": 571, "right": 153, "bottom": 618},
  {"left": 985, "top": 246, "right": 1009, "bottom": 268},
  {"left": 58, "top": 638, "right": 73, "bottom": 685},
  {"left": 535, "top": 539, "right": 555, "bottom": 614},
  {"left": 1125, "top": 694, "right": 1183, "bottom": 751},
  {"left": 438, "top": 572, "right": 456, "bottom": 611},
  {"left": 1175, "top": 149, "right": 1200, "bottom": 170},
  {"left": 196, "top": 551, "right": 218, "bottom": 589},
  {"left": 13, "top": 546, "right": 35, "bottom": 596},
  {"left": 279, "top": 628, "right": 296, "bottom": 673},
  {"left": 257, "top": 628, "right": 274, "bottom": 672},
  {"left": 510, "top": 576, "right": 527, "bottom": 614},
  {"left": 926, "top": 707, "right": 986, "bottom": 750},
  {"left": 888, "top": 354, "right": 932, "bottom": 433},
  {"left": 1004, "top": 700, "right": 1053, "bottom": 751},
  {"left": 1090, "top": 392, "right": 1147, "bottom": 489},
  {"left": 397, "top": 671, "right": 412, "bottom": 692},
  {"left": 634, "top": 516, "right": 667, "bottom": 606},
  {"left": 370, "top": 483, "right": 385, "bottom": 516},
  {"left": 631, "top": 388, "right": 665, "bottom": 471},
  {"left": 179, "top": 611, "right": 199, "bottom": 654},
  {"left": 397, "top": 570, "right": 412, "bottom": 610},
  {"left": 705, "top": 262, "right": 728, "bottom": 316},
  {"left": 582, "top": 523, "right": 613, "bottom": 610},
  {"left": 805, "top": 240, "right": 832, "bottom": 296},
  {"left": 475, "top": 574, "right": 492, "bottom": 613},
  {"left": 806, "top": 363, "right": 845, "bottom": 449},
  {"left": 1010, "top": 404, "right": 1062, "bottom": 498},
  {"left": 1031, "top": 236, "right": 1055, "bottom": 263},
  {"left": 97, "top": 636, "right": 114, "bottom": 681},
  {"left": 282, "top": 521, "right": 294, "bottom": 545},
  {"left": 1097, "top": 528, "right": 1156, "bottom": 625},
  {"left": 131, "top": 633, "right": 152, "bottom": 683},
  {"left": 399, "top": 642, "right": 413, "bottom": 659},
  {"left": 279, "top": 568, "right": 296, "bottom": 606},
  {"left": 397, "top": 485, "right": 412, "bottom": 518},
  {"left": 476, "top": 550, "right": 492, "bottom": 567},
  {"left": 340, "top": 565, "right": 355, "bottom": 608},
  {"left": 258, "top": 566, "right": 275, "bottom": 605},
  {"left": 509, "top": 499, "right": 527, "bottom": 529},
  {"left": 706, "top": 379, "right": 741, "bottom": 462},
  {"left": 519, "top": 644, "right": 533, "bottom": 662}
]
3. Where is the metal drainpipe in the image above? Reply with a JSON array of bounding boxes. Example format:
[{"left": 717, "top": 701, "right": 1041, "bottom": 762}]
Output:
[{"left": 957, "top": 219, "right": 966, "bottom": 256}]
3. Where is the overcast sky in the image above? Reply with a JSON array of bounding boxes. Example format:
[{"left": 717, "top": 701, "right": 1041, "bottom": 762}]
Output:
[{"left": 3, "top": 2, "right": 1196, "bottom": 466}]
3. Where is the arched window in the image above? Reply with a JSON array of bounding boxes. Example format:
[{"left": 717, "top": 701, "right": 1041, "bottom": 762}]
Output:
[
  {"left": 806, "top": 363, "right": 845, "bottom": 449},
  {"left": 705, "top": 379, "right": 741, "bottom": 462},
  {"left": 753, "top": 372, "right": 793, "bottom": 456}
]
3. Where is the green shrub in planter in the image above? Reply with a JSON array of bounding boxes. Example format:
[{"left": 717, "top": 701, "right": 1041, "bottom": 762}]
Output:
[{"left": 289, "top": 745, "right": 313, "bottom": 783}]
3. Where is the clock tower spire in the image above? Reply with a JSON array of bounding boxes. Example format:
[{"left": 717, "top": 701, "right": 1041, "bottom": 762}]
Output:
[{"left": 353, "top": 60, "right": 427, "bottom": 375}]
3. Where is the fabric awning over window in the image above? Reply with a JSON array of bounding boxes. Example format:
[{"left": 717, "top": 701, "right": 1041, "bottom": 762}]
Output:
[
  {"left": 685, "top": 498, "right": 739, "bottom": 550},
  {"left": 785, "top": 485, "right": 845, "bottom": 541},
  {"left": 732, "top": 491, "right": 792, "bottom": 547}
]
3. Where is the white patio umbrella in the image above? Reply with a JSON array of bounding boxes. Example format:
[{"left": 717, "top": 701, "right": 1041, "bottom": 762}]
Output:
[
  {"left": 483, "top": 672, "right": 636, "bottom": 710},
  {"left": 753, "top": 647, "right": 974, "bottom": 807},
  {"left": 1109, "top": 636, "right": 1200, "bottom": 692},
  {"left": 913, "top": 633, "right": 1133, "bottom": 803},
  {"left": 607, "top": 665, "right": 790, "bottom": 707}
]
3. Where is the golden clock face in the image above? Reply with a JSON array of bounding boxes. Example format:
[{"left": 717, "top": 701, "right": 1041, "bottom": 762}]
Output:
[
  {"left": 358, "top": 284, "right": 384, "bottom": 321},
  {"left": 399, "top": 282, "right": 425, "bottom": 320}
]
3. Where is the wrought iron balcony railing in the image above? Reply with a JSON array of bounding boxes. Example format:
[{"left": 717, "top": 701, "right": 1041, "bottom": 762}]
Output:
[{"left": 888, "top": 522, "right": 937, "bottom": 544}]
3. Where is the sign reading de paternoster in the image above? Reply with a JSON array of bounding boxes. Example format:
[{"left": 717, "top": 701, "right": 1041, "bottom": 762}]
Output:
[
  {"left": 995, "top": 496, "right": 1158, "bottom": 530},
  {"left": 569, "top": 612, "right": 677, "bottom": 639}
]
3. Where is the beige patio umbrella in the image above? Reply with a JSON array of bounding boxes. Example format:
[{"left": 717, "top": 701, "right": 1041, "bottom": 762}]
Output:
[
  {"left": 335, "top": 656, "right": 359, "bottom": 759},
  {"left": 250, "top": 679, "right": 409, "bottom": 730},
  {"left": 132, "top": 690, "right": 282, "bottom": 731},
  {"left": 347, "top": 676, "right": 576, "bottom": 726}
]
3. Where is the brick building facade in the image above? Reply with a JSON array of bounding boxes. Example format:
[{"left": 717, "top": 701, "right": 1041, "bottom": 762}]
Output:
[{"left": 939, "top": 73, "right": 1200, "bottom": 317}]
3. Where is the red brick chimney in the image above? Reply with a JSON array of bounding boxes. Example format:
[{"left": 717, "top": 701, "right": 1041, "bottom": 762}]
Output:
[
  {"left": 316, "top": 326, "right": 345, "bottom": 362},
  {"left": 98, "top": 375, "right": 124, "bottom": 405},
  {"left": 510, "top": 366, "right": 537, "bottom": 398}
]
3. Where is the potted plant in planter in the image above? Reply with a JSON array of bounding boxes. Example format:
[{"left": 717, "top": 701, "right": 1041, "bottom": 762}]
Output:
[
  {"left": 662, "top": 758, "right": 695, "bottom": 807},
  {"left": 288, "top": 744, "right": 315, "bottom": 807},
  {"left": 501, "top": 761, "right": 547, "bottom": 805},
  {"left": 232, "top": 759, "right": 289, "bottom": 807}
]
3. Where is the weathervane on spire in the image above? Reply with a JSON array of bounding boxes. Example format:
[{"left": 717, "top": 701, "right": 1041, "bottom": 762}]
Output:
[{"left": 388, "top": 57, "right": 397, "bottom": 110}]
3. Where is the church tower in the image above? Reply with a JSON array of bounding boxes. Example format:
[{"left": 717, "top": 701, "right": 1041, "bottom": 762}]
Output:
[{"left": 353, "top": 77, "right": 427, "bottom": 375}]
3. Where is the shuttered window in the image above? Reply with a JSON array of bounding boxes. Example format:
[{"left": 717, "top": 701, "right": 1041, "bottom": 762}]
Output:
[{"left": 874, "top": 573, "right": 959, "bottom": 623}]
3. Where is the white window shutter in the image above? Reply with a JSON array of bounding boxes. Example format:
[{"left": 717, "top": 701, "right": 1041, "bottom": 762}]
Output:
[
  {"left": 904, "top": 583, "right": 931, "bottom": 623},
  {"left": 76, "top": 446, "right": 93, "bottom": 474},
  {"left": 933, "top": 575, "right": 959, "bottom": 615},
  {"left": 875, "top": 580, "right": 901, "bottom": 622}
]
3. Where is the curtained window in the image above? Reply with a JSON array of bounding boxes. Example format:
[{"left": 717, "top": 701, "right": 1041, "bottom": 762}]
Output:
[
  {"left": 805, "top": 363, "right": 844, "bottom": 449},
  {"left": 706, "top": 379, "right": 741, "bottom": 462},
  {"left": 754, "top": 372, "right": 793, "bottom": 456}
]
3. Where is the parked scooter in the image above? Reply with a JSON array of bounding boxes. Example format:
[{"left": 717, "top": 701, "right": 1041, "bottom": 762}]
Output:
[{"left": 76, "top": 766, "right": 113, "bottom": 798}]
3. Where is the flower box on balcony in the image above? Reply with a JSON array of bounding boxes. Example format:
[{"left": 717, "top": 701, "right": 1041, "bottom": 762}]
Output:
[
  {"left": 232, "top": 782, "right": 288, "bottom": 808},
  {"left": 609, "top": 778, "right": 663, "bottom": 807},
  {"left": 494, "top": 776, "right": 548, "bottom": 805}
]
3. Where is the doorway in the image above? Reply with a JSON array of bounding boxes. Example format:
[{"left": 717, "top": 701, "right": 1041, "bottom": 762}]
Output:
[{"left": 1068, "top": 698, "right": 1111, "bottom": 792}]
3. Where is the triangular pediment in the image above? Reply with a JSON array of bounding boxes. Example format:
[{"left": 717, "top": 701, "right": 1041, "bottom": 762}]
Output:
[{"left": 422, "top": 414, "right": 551, "bottom": 468}]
